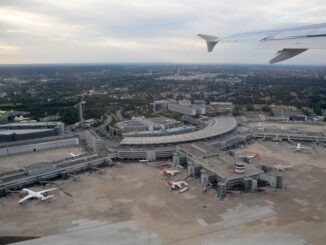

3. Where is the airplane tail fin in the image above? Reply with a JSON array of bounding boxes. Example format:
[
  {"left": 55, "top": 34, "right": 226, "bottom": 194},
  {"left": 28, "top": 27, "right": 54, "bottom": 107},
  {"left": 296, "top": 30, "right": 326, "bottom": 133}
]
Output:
[
  {"left": 253, "top": 153, "right": 260, "bottom": 159},
  {"left": 197, "top": 34, "right": 219, "bottom": 52}
]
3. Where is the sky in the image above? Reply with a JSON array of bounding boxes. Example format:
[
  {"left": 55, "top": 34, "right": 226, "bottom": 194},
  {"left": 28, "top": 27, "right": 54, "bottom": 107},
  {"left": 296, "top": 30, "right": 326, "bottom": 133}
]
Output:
[{"left": 0, "top": 0, "right": 325, "bottom": 65}]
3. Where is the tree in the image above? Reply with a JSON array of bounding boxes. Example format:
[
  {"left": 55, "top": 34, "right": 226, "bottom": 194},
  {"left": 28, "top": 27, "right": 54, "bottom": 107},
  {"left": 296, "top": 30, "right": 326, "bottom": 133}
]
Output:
[
  {"left": 232, "top": 105, "right": 243, "bottom": 116},
  {"left": 246, "top": 104, "right": 254, "bottom": 111}
]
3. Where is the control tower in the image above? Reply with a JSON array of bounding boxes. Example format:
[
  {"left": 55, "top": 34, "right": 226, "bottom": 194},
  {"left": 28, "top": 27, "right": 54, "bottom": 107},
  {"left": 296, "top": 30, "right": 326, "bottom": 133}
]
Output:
[{"left": 78, "top": 100, "right": 86, "bottom": 124}]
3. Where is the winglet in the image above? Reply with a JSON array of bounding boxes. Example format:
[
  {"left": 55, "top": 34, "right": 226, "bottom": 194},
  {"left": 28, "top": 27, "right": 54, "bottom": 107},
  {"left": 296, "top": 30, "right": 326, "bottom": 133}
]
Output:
[{"left": 197, "top": 34, "right": 219, "bottom": 52}]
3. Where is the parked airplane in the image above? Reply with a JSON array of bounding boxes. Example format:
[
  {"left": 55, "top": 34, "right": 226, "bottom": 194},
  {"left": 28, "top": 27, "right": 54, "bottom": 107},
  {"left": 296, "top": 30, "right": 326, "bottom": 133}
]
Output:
[
  {"left": 290, "top": 143, "right": 312, "bottom": 152},
  {"left": 273, "top": 163, "right": 294, "bottom": 171},
  {"left": 67, "top": 152, "right": 82, "bottom": 157},
  {"left": 162, "top": 168, "right": 180, "bottom": 176},
  {"left": 139, "top": 159, "right": 149, "bottom": 163},
  {"left": 18, "top": 188, "right": 57, "bottom": 204},
  {"left": 198, "top": 23, "right": 326, "bottom": 63},
  {"left": 239, "top": 153, "right": 260, "bottom": 160},
  {"left": 167, "top": 180, "right": 188, "bottom": 190}
]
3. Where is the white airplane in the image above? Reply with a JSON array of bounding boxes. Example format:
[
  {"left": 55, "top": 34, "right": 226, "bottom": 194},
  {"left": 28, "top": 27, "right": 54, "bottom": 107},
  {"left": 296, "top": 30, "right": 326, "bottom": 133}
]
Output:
[
  {"left": 198, "top": 23, "right": 326, "bottom": 63},
  {"left": 167, "top": 180, "right": 188, "bottom": 190},
  {"left": 162, "top": 168, "right": 180, "bottom": 176},
  {"left": 273, "top": 163, "right": 294, "bottom": 171},
  {"left": 18, "top": 188, "right": 57, "bottom": 204},
  {"left": 290, "top": 143, "right": 312, "bottom": 152},
  {"left": 67, "top": 151, "right": 82, "bottom": 157},
  {"left": 239, "top": 153, "right": 260, "bottom": 160}
]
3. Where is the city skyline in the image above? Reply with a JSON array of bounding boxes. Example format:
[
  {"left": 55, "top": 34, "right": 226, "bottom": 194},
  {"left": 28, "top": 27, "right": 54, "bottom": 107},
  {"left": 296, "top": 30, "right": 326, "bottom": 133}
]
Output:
[{"left": 0, "top": 0, "right": 326, "bottom": 65}]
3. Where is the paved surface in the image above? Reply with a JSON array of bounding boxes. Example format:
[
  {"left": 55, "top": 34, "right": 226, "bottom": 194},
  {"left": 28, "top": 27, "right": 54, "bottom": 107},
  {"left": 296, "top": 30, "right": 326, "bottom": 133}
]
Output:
[
  {"left": 0, "top": 142, "right": 325, "bottom": 244},
  {"left": 248, "top": 122, "right": 326, "bottom": 134}
]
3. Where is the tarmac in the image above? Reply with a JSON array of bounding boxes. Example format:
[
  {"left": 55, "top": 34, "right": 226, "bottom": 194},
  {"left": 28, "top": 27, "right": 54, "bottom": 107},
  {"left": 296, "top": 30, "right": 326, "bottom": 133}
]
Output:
[
  {"left": 0, "top": 141, "right": 325, "bottom": 244},
  {"left": 248, "top": 122, "right": 326, "bottom": 134}
]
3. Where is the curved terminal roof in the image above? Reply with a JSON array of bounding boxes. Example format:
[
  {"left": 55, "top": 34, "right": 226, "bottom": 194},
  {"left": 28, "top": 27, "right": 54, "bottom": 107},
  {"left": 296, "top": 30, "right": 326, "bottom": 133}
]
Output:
[
  {"left": 116, "top": 117, "right": 177, "bottom": 129},
  {"left": 120, "top": 117, "right": 237, "bottom": 146}
]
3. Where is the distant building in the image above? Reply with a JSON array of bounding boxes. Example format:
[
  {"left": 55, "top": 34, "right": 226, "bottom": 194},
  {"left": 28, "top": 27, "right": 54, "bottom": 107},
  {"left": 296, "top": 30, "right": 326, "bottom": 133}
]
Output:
[
  {"left": 307, "top": 115, "right": 324, "bottom": 122},
  {"left": 194, "top": 100, "right": 206, "bottom": 105},
  {"left": 178, "top": 99, "right": 191, "bottom": 106},
  {"left": 152, "top": 100, "right": 170, "bottom": 112},
  {"left": 322, "top": 109, "right": 326, "bottom": 117},
  {"left": 207, "top": 102, "right": 233, "bottom": 115},
  {"left": 271, "top": 105, "right": 301, "bottom": 118},
  {"left": 168, "top": 101, "right": 206, "bottom": 116},
  {"left": 0, "top": 110, "right": 6, "bottom": 120},
  {"left": 0, "top": 122, "right": 65, "bottom": 142},
  {"left": 40, "top": 114, "right": 61, "bottom": 122},
  {"left": 289, "top": 115, "right": 307, "bottom": 122},
  {"left": 116, "top": 116, "right": 179, "bottom": 133},
  {"left": 14, "top": 115, "right": 32, "bottom": 122}
]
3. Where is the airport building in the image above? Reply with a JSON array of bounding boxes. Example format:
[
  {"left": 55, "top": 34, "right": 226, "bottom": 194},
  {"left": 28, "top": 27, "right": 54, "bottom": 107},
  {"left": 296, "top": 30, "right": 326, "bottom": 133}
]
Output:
[
  {"left": 116, "top": 116, "right": 179, "bottom": 133},
  {"left": 120, "top": 117, "right": 237, "bottom": 146},
  {"left": 167, "top": 101, "right": 206, "bottom": 116},
  {"left": 109, "top": 116, "right": 195, "bottom": 137},
  {"left": 0, "top": 122, "right": 64, "bottom": 143},
  {"left": 0, "top": 133, "right": 79, "bottom": 157},
  {"left": 174, "top": 142, "right": 281, "bottom": 199},
  {"left": 115, "top": 117, "right": 237, "bottom": 161},
  {"left": 152, "top": 100, "right": 170, "bottom": 112}
]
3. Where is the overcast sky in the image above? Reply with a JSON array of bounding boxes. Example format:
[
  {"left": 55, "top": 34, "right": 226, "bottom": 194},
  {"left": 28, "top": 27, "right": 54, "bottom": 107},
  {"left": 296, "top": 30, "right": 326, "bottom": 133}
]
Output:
[{"left": 0, "top": 0, "right": 325, "bottom": 65}]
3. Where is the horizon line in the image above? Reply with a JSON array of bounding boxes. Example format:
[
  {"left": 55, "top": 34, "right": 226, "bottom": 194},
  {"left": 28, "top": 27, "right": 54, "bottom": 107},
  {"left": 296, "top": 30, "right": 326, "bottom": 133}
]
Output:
[{"left": 0, "top": 62, "right": 325, "bottom": 67}]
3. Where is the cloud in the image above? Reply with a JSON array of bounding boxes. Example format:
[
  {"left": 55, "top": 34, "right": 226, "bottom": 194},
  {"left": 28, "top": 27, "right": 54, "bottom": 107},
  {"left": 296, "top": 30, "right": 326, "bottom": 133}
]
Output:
[
  {"left": 0, "top": 0, "right": 325, "bottom": 64},
  {"left": 0, "top": 43, "right": 20, "bottom": 51}
]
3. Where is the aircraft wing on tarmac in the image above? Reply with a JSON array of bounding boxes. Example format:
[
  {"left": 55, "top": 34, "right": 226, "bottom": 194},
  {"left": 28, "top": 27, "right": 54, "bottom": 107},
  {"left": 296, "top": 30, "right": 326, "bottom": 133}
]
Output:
[
  {"left": 198, "top": 23, "right": 326, "bottom": 64},
  {"left": 18, "top": 194, "right": 34, "bottom": 204},
  {"left": 37, "top": 188, "right": 58, "bottom": 195}
]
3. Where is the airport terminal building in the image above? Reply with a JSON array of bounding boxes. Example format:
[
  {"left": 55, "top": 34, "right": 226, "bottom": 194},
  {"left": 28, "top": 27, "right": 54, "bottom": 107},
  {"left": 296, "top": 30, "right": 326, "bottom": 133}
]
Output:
[{"left": 117, "top": 117, "right": 237, "bottom": 160}]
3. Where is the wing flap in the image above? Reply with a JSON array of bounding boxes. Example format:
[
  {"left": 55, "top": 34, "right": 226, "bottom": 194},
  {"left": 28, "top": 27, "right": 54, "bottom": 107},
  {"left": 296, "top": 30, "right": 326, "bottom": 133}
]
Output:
[{"left": 269, "top": 49, "right": 308, "bottom": 64}]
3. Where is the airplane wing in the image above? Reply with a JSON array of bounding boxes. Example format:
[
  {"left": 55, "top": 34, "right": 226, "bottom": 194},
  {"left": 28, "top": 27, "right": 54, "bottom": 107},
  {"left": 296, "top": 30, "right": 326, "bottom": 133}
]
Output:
[
  {"left": 198, "top": 23, "right": 326, "bottom": 63},
  {"left": 41, "top": 195, "right": 55, "bottom": 201},
  {"left": 37, "top": 188, "right": 57, "bottom": 195},
  {"left": 18, "top": 194, "right": 34, "bottom": 204},
  {"left": 301, "top": 146, "right": 312, "bottom": 150}
]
